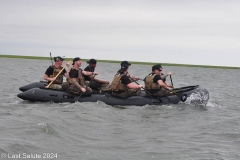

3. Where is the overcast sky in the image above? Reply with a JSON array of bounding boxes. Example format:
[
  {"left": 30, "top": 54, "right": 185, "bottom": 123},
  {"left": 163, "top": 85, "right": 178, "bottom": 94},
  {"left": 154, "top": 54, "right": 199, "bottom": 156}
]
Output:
[{"left": 1, "top": 0, "right": 240, "bottom": 67}]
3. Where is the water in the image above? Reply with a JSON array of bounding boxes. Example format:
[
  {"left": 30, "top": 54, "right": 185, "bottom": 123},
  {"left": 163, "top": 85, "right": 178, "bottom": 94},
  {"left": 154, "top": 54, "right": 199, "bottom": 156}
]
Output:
[{"left": 0, "top": 58, "right": 240, "bottom": 160}]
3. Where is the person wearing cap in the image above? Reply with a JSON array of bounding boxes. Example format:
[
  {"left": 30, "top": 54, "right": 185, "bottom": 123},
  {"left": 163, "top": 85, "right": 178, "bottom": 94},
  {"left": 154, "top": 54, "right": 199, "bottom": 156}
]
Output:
[
  {"left": 109, "top": 64, "right": 143, "bottom": 98},
  {"left": 144, "top": 65, "right": 171, "bottom": 97},
  {"left": 67, "top": 57, "right": 98, "bottom": 95},
  {"left": 156, "top": 64, "right": 174, "bottom": 88},
  {"left": 83, "top": 58, "right": 110, "bottom": 92},
  {"left": 43, "top": 56, "right": 70, "bottom": 90},
  {"left": 119, "top": 61, "right": 140, "bottom": 82}
]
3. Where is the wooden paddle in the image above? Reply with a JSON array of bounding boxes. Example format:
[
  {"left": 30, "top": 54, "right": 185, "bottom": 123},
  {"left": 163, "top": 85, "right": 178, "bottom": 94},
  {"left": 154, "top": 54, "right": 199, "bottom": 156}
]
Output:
[{"left": 45, "top": 60, "right": 71, "bottom": 88}]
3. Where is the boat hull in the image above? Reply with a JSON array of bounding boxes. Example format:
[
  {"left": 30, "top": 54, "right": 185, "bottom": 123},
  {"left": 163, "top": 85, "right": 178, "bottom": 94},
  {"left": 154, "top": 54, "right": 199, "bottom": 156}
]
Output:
[{"left": 17, "top": 83, "right": 209, "bottom": 106}]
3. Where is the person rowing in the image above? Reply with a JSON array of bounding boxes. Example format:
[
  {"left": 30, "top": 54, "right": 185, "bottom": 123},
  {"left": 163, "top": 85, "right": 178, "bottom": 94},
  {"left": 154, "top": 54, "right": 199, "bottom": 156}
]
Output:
[
  {"left": 67, "top": 57, "right": 98, "bottom": 96},
  {"left": 109, "top": 64, "right": 142, "bottom": 98},
  {"left": 144, "top": 65, "right": 172, "bottom": 97},
  {"left": 118, "top": 61, "right": 140, "bottom": 82},
  {"left": 83, "top": 58, "right": 110, "bottom": 92},
  {"left": 43, "top": 56, "right": 70, "bottom": 90}
]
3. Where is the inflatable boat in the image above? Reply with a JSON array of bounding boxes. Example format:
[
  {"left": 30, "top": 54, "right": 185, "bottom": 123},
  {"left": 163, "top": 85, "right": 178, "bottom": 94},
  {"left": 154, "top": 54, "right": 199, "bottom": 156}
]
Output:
[
  {"left": 19, "top": 81, "right": 47, "bottom": 92},
  {"left": 17, "top": 82, "right": 209, "bottom": 106}
]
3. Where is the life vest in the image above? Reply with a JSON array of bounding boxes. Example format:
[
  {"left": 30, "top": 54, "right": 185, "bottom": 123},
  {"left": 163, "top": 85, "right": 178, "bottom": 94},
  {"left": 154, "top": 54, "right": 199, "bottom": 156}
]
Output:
[
  {"left": 68, "top": 68, "right": 85, "bottom": 85},
  {"left": 144, "top": 73, "right": 161, "bottom": 90},
  {"left": 110, "top": 73, "right": 128, "bottom": 91},
  {"left": 49, "top": 65, "right": 64, "bottom": 84}
]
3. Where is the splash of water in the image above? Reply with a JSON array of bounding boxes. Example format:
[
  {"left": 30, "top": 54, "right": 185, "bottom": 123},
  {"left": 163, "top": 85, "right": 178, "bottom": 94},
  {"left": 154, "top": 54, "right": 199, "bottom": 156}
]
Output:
[{"left": 185, "top": 88, "right": 209, "bottom": 107}]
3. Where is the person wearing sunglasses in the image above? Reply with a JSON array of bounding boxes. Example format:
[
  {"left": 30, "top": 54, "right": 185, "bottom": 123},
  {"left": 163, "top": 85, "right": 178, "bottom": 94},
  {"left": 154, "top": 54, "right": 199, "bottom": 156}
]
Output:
[
  {"left": 155, "top": 64, "right": 174, "bottom": 89},
  {"left": 144, "top": 65, "right": 171, "bottom": 97}
]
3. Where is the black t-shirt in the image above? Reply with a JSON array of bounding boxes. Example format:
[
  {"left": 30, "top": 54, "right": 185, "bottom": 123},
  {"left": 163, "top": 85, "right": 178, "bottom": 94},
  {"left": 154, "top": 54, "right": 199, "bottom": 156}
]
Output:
[
  {"left": 120, "top": 74, "right": 131, "bottom": 85},
  {"left": 69, "top": 68, "right": 82, "bottom": 78},
  {"left": 84, "top": 66, "right": 94, "bottom": 81},
  {"left": 161, "top": 73, "right": 166, "bottom": 82},
  {"left": 152, "top": 74, "right": 162, "bottom": 83},
  {"left": 45, "top": 66, "right": 66, "bottom": 76}
]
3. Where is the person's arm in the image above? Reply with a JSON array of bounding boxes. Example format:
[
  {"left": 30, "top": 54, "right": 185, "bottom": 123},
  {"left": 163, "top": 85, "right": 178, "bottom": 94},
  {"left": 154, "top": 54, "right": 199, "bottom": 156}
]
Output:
[
  {"left": 121, "top": 75, "right": 142, "bottom": 89},
  {"left": 129, "top": 76, "right": 140, "bottom": 82},
  {"left": 127, "top": 83, "right": 143, "bottom": 89},
  {"left": 64, "top": 70, "right": 69, "bottom": 78},
  {"left": 164, "top": 81, "right": 174, "bottom": 88},
  {"left": 43, "top": 67, "right": 56, "bottom": 81},
  {"left": 64, "top": 62, "right": 71, "bottom": 78},
  {"left": 82, "top": 70, "right": 98, "bottom": 76},
  {"left": 161, "top": 72, "right": 172, "bottom": 79},
  {"left": 93, "top": 78, "right": 109, "bottom": 84},
  {"left": 157, "top": 80, "right": 169, "bottom": 90},
  {"left": 71, "top": 78, "right": 86, "bottom": 92},
  {"left": 126, "top": 72, "right": 140, "bottom": 82},
  {"left": 43, "top": 74, "right": 56, "bottom": 82}
]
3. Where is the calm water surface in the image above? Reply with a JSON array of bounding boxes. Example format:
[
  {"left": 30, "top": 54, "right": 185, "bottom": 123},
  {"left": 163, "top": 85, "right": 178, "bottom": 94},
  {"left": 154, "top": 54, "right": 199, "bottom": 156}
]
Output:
[{"left": 0, "top": 58, "right": 240, "bottom": 160}]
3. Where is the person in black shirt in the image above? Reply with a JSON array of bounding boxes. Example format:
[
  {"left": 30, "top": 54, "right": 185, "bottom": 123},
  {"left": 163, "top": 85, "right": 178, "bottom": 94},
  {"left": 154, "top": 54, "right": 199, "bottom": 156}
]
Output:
[
  {"left": 109, "top": 64, "right": 143, "bottom": 98},
  {"left": 118, "top": 61, "right": 140, "bottom": 82},
  {"left": 155, "top": 64, "right": 174, "bottom": 88},
  {"left": 43, "top": 56, "right": 70, "bottom": 90},
  {"left": 83, "top": 59, "right": 109, "bottom": 91},
  {"left": 144, "top": 65, "right": 171, "bottom": 97},
  {"left": 67, "top": 57, "right": 98, "bottom": 95}
]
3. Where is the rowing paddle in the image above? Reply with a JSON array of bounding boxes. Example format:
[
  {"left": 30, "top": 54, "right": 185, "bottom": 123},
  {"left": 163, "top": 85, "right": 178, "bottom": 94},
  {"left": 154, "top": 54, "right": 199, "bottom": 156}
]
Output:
[
  {"left": 170, "top": 75, "right": 174, "bottom": 87},
  {"left": 76, "top": 74, "right": 96, "bottom": 101},
  {"left": 131, "top": 76, "right": 186, "bottom": 102},
  {"left": 129, "top": 76, "right": 162, "bottom": 103},
  {"left": 167, "top": 75, "right": 187, "bottom": 102},
  {"left": 45, "top": 60, "right": 71, "bottom": 88}
]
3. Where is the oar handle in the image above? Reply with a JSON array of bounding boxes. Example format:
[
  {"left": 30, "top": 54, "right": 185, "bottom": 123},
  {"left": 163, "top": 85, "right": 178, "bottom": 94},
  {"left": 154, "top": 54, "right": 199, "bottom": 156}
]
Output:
[
  {"left": 129, "top": 76, "right": 153, "bottom": 96},
  {"left": 45, "top": 60, "right": 71, "bottom": 88},
  {"left": 170, "top": 75, "right": 173, "bottom": 87},
  {"left": 50, "top": 52, "right": 53, "bottom": 66}
]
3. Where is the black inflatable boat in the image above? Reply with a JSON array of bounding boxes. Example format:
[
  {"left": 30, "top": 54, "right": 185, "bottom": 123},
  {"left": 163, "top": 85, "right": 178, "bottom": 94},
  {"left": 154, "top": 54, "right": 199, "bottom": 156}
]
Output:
[{"left": 17, "top": 82, "right": 209, "bottom": 106}]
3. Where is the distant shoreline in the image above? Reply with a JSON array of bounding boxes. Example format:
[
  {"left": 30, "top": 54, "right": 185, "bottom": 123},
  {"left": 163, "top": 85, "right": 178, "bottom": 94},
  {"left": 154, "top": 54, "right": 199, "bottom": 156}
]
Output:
[{"left": 1, "top": 54, "right": 239, "bottom": 69}]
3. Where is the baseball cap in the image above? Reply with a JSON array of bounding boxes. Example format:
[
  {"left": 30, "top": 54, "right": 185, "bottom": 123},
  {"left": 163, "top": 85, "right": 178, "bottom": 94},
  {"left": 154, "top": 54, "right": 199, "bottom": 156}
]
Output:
[
  {"left": 155, "top": 63, "right": 163, "bottom": 69},
  {"left": 120, "top": 64, "right": 129, "bottom": 72},
  {"left": 54, "top": 56, "right": 64, "bottom": 62},
  {"left": 121, "top": 61, "right": 131, "bottom": 66},
  {"left": 152, "top": 65, "right": 161, "bottom": 71},
  {"left": 72, "top": 57, "right": 81, "bottom": 65},
  {"left": 87, "top": 59, "right": 97, "bottom": 64}
]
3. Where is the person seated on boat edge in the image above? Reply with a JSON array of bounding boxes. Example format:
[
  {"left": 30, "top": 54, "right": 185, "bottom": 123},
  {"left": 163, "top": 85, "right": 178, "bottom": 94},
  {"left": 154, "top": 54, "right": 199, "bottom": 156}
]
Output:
[
  {"left": 144, "top": 65, "right": 172, "bottom": 97},
  {"left": 43, "top": 56, "right": 71, "bottom": 90},
  {"left": 109, "top": 64, "right": 143, "bottom": 98},
  {"left": 155, "top": 64, "right": 174, "bottom": 89},
  {"left": 83, "top": 58, "right": 110, "bottom": 92},
  {"left": 67, "top": 57, "right": 98, "bottom": 96}
]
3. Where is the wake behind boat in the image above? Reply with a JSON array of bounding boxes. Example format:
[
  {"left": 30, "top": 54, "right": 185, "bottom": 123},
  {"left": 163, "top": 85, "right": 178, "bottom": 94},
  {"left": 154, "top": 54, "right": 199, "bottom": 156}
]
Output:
[{"left": 17, "top": 82, "right": 209, "bottom": 106}]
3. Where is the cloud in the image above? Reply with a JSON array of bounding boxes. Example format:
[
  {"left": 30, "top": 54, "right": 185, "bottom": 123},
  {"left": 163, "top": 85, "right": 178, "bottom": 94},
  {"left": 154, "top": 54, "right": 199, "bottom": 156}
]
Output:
[{"left": 0, "top": 0, "right": 240, "bottom": 66}]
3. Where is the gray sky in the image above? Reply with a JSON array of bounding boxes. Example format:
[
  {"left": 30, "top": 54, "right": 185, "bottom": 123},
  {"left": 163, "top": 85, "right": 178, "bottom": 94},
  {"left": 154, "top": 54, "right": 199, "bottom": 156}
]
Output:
[{"left": 1, "top": 0, "right": 240, "bottom": 67}]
